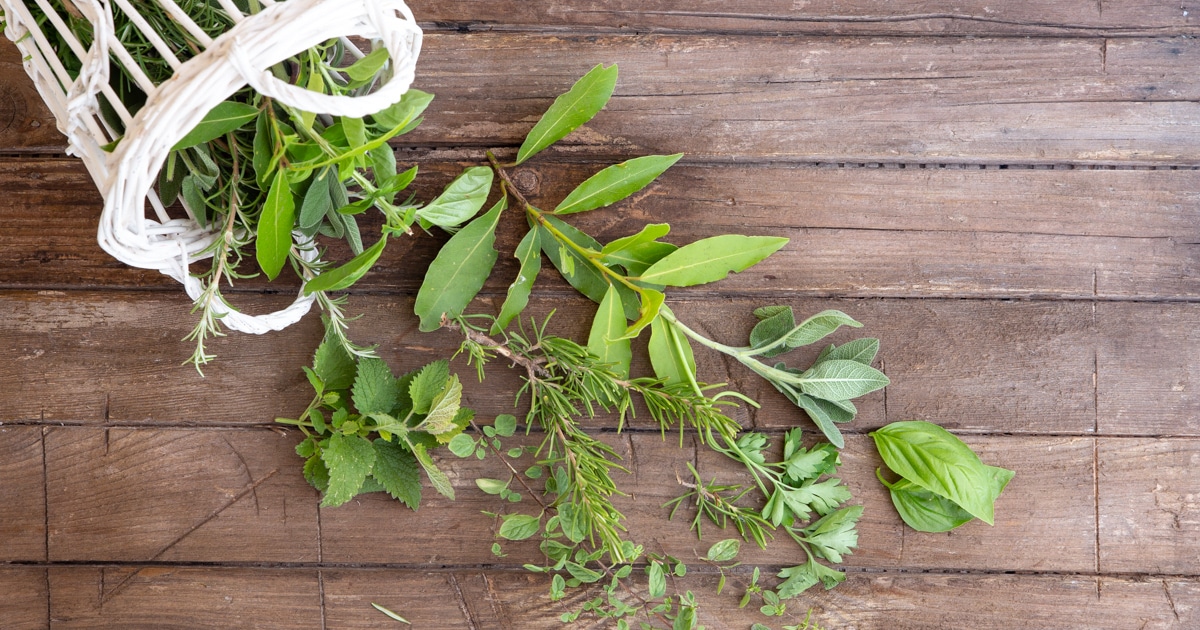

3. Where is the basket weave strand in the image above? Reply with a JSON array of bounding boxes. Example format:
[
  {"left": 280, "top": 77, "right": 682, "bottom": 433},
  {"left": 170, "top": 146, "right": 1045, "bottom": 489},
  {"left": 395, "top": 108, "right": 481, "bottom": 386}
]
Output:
[{"left": 1, "top": 0, "right": 422, "bottom": 334}]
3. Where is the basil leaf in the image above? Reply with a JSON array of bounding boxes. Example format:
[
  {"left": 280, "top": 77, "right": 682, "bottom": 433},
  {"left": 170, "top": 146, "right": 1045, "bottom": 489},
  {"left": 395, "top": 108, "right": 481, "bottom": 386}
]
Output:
[
  {"left": 343, "top": 47, "right": 389, "bottom": 83},
  {"left": 885, "top": 476, "right": 975, "bottom": 533},
  {"left": 303, "top": 234, "right": 388, "bottom": 295},
  {"left": 414, "top": 199, "right": 505, "bottom": 331},
  {"left": 417, "top": 166, "right": 494, "bottom": 228},
  {"left": 491, "top": 229, "right": 542, "bottom": 334},
  {"left": 587, "top": 284, "right": 632, "bottom": 379},
  {"left": 173, "top": 101, "right": 258, "bottom": 151},
  {"left": 798, "top": 359, "right": 890, "bottom": 401},
  {"left": 516, "top": 63, "right": 618, "bottom": 165},
  {"left": 256, "top": 169, "right": 296, "bottom": 281},
  {"left": 870, "top": 421, "right": 997, "bottom": 525},
  {"left": 639, "top": 235, "right": 788, "bottom": 287},
  {"left": 554, "top": 154, "right": 682, "bottom": 215},
  {"left": 372, "top": 89, "right": 434, "bottom": 130}
]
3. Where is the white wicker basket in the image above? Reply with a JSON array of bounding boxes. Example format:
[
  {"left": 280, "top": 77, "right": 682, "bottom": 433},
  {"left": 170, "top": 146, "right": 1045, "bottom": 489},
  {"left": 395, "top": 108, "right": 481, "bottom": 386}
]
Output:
[{"left": 1, "top": 0, "right": 422, "bottom": 333}]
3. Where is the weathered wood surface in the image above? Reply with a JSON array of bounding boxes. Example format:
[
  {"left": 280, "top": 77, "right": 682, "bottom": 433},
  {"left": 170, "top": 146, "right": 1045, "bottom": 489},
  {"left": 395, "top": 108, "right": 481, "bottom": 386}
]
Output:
[
  {"left": 4, "top": 35, "right": 1200, "bottom": 164},
  {"left": 2, "top": 158, "right": 1198, "bottom": 300},
  {"left": 0, "top": 292, "right": 1107, "bottom": 435},
  {"left": 14, "top": 568, "right": 1199, "bottom": 629},
  {"left": 406, "top": 0, "right": 1200, "bottom": 37},
  {"left": 2, "top": 0, "right": 1199, "bottom": 626}
]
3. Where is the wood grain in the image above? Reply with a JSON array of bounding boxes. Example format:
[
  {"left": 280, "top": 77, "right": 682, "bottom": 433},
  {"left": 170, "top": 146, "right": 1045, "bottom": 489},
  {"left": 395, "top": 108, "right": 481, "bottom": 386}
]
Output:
[
  {"left": 0, "top": 292, "right": 1108, "bottom": 436},
  {"left": 406, "top": 0, "right": 1200, "bottom": 36},
  {"left": 45, "top": 428, "right": 319, "bottom": 563},
  {"left": 309, "top": 569, "right": 1200, "bottom": 629},
  {"left": 4, "top": 35, "right": 1200, "bottom": 164},
  {"left": 27, "top": 425, "right": 1088, "bottom": 573},
  {"left": 1098, "top": 303, "right": 1200, "bottom": 436},
  {"left": 1099, "top": 437, "right": 1200, "bottom": 574},
  {"left": 48, "top": 567, "right": 321, "bottom": 629},
  {"left": 0, "top": 568, "right": 48, "bottom": 630},
  {"left": 0, "top": 426, "right": 46, "bottom": 562},
  {"left": 1, "top": 158, "right": 1198, "bottom": 300}
]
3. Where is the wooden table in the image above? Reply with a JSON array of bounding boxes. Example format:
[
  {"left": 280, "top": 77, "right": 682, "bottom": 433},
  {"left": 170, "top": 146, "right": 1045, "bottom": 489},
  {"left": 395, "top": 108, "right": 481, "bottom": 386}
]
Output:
[{"left": 2, "top": 2, "right": 1198, "bottom": 628}]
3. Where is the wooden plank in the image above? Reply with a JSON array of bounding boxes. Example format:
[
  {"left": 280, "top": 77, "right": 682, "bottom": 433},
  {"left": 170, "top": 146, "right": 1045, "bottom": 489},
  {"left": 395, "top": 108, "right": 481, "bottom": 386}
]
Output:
[
  {"left": 407, "top": 0, "right": 1200, "bottom": 36},
  {"left": 25, "top": 425, "right": 1093, "bottom": 572},
  {"left": 0, "top": 50, "right": 61, "bottom": 153},
  {"left": 317, "top": 434, "right": 1094, "bottom": 573},
  {"left": 1098, "top": 303, "right": 1200, "bottom": 436},
  {"left": 1, "top": 158, "right": 1198, "bottom": 300},
  {"left": 325, "top": 569, "right": 1198, "bottom": 629},
  {"left": 0, "top": 568, "right": 48, "bottom": 630},
  {"left": 0, "top": 293, "right": 1101, "bottom": 436},
  {"left": 45, "top": 427, "right": 319, "bottom": 563},
  {"left": 0, "top": 426, "right": 46, "bottom": 561},
  {"left": 4, "top": 35, "right": 1200, "bottom": 164},
  {"left": 1099, "top": 437, "right": 1200, "bottom": 574},
  {"left": 48, "top": 567, "right": 321, "bottom": 629}
]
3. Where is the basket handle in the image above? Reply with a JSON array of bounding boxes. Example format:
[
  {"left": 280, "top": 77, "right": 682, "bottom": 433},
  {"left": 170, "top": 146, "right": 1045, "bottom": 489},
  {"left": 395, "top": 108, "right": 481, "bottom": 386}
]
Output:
[
  {"left": 95, "top": 0, "right": 422, "bottom": 336},
  {"left": 228, "top": 0, "right": 423, "bottom": 120}
]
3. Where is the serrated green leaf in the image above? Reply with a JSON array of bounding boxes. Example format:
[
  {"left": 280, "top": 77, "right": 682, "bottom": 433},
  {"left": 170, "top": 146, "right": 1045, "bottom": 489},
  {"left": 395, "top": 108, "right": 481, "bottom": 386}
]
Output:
[
  {"left": 783, "top": 444, "right": 838, "bottom": 481},
  {"left": 491, "top": 229, "right": 542, "bottom": 334},
  {"left": 588, "top": 284, "right": 632, "bottom": 379},
  {"left": 638, "top": 235, "right": 788, "bottom": 287},
  {"left": 256, "top": 169, "right": 296, "bottom": 281},
  {"left": 820, "top": 338, "right": 880, "bottom": 365},
  {"left": 417, "top": 167, "right": 494, "bottom": 228},
  {"left": 415, "top": 199, "right": 505, "bottom": 331},
  {"left": 776, "top": 558, "right": 845, "bottom": 599},
  {"left": 312, "top": 333, "right": 356, "bottom": 391},
  {"left": 499, "top": 513, "right": 541, "bottom": 540},
  {"left": 303, "top": 454, "right": 329, "bottom": 492},
  {"left": 517, "top": 64, "right": 618, "bottom": 165},
  {"left": 371, "top": 439, "right": 422, "bottom": 510},
  {"left": 173, "top": 101, "right": 258, "bottom": 151},
  {"left": 706, "top": 538, "right": 741, "bottom": 563},
  {"left": 800, "top": 505, "right": 862, "bottom": 563},
  {"left": 871, "top": 421, "right": 999, "bottom": 525},
  {"left": 373, "top": 89, "right": 434, "bottom": 130},
  {"left": 799, "top": 359, "right": 890, "bottom": 401},
  {"left": 409, "top": 360, "right": 450, "bottom": 415},
  {"left": 422, "top": 375, "right": 463, "bottom": 437},
  {"left": 648, "top": 311, "right": 697, "bottom": 387},
  {"left": 494, "top": 414, "right": 517, "bottom": 437},
  {"left": 411, "top": 442, "right": 454, "bottom": 500},
  {"left": 782, "top": 478, "right": 852, "bottom": 520},
  {"left": 448, "top": 434, "right": 477, "bottom": 458},
  {"left": 554, "top": 154, "right": 682, "bottom": 215},
  {"left": 304, "top": 234, "right": 388, "bottom": 295},
  {"left": 353, "top": 358, "right": 397, "bottom": 415},
  {"left": 320, "top": 433, "right": 377, "bottom": 507},
  {"left": 343, "top": 47, "right": 389, "bottom": 82}
]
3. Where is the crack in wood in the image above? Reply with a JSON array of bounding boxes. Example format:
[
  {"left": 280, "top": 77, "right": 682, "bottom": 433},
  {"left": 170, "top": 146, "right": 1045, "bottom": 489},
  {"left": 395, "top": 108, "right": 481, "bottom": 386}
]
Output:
[
  {"left": 97, "top": 469, "right": 278, "bottom": 606},
  {"left": 1163, "top": 579, "right": 1181, "bottom": 621},
  {"left": 447, "top": 573, "right": 479, "bottom": 630}
]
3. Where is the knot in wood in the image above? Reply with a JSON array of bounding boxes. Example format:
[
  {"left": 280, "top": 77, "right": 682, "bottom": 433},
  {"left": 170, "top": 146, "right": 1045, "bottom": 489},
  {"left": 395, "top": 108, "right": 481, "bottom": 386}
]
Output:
[
  {"left": 0, "top": 82, "right": 27, "bottom": 135},
  {"left": 511, "top": 168, "right": 540, "bottom": 196}
]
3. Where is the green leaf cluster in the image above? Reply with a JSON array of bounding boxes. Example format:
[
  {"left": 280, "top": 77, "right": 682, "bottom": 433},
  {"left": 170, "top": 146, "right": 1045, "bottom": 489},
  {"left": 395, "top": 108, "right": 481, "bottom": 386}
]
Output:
[
  {"left": 871, "top": 421, "right": 1015, "bottom": 532},
  {"left": 278, "top": 332, "right": 472, "bottom": 508}
]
